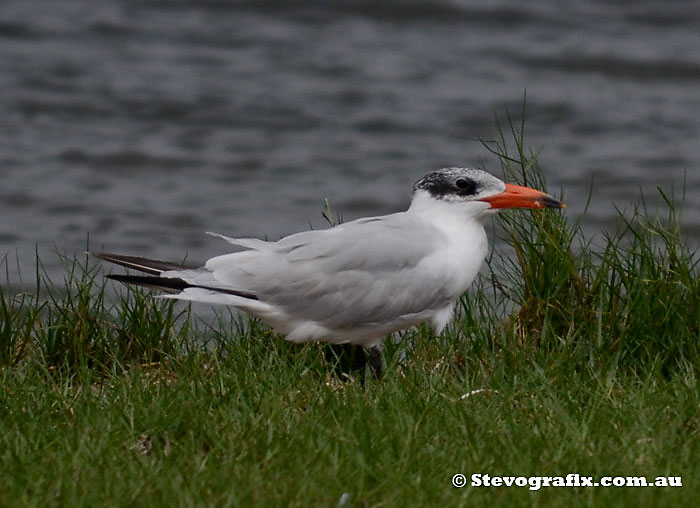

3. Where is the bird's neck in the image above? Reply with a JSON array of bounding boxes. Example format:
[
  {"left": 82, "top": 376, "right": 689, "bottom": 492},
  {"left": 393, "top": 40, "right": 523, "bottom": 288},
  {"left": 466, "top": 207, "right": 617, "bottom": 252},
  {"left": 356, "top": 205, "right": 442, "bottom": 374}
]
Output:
[
  {"left": 407, "top": 190, "right": 492, "bottom": 228},
  {"left": 408, "top": 190, "right": 491, "bottom": 299}
]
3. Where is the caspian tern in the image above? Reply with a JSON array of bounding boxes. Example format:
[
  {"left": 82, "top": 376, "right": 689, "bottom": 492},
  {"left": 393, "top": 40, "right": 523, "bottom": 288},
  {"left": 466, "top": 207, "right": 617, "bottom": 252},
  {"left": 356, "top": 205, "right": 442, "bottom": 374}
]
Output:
[{"left": 90, "top": 167, "right": 564, "bottom": 378}]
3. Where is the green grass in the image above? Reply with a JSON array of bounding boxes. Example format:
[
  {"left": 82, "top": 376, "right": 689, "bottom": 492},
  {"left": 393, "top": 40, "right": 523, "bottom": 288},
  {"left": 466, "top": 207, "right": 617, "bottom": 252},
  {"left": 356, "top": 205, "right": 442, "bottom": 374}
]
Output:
[{"left": 0, "top": 119, "right": 698, "bottom": 507}]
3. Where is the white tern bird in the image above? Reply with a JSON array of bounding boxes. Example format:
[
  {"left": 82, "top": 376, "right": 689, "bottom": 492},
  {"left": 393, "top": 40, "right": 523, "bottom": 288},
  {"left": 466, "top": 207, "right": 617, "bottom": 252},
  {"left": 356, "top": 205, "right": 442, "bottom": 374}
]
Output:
[{"left": 90, "top": 167, "right": 564, "bottom": 377}]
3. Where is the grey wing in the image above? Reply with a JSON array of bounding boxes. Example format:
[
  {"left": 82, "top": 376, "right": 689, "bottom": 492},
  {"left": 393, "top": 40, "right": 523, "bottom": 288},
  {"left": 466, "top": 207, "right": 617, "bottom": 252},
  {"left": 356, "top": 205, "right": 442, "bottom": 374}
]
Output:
[{"left": 204, "top": 213, "right": 457, "bottom": 328}]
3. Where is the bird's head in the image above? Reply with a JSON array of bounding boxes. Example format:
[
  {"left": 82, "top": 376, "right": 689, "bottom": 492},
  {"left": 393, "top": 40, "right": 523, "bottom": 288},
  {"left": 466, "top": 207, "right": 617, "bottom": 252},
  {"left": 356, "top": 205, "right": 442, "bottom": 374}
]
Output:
[{"left": 412, "top": 167, "right": 565, "bottom": 214}]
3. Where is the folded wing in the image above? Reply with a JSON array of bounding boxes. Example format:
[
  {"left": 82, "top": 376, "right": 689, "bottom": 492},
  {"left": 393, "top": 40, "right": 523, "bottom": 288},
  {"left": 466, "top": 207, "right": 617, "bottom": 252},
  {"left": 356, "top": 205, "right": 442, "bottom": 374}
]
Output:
[{"left": 199, "top": 213, "right": 458, "bottom": 329}]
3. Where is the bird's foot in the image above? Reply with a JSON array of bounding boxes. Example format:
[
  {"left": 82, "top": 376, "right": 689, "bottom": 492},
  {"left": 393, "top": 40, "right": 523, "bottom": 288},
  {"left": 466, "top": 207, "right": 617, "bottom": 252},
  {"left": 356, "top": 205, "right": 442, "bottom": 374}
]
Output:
[{"left": 323, "top": 344, "right": 382, "bottom": 384}]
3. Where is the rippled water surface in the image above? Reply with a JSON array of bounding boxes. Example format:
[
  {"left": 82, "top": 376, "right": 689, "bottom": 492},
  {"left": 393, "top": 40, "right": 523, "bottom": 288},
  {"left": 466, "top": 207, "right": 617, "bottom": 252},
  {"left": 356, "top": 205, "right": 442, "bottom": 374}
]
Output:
[{"left": 2, "top": 0, "right": 699, "bottom": 283}]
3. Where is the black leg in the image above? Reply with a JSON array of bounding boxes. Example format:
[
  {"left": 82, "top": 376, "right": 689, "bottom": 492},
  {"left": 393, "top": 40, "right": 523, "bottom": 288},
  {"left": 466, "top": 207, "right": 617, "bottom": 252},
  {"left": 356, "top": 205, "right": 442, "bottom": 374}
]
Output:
[
  {"left": 367, "top": 346, "right": 382, "bottom": 379},
  {"left": 323, "top": 344, "right": 383, "bottom": 382}
]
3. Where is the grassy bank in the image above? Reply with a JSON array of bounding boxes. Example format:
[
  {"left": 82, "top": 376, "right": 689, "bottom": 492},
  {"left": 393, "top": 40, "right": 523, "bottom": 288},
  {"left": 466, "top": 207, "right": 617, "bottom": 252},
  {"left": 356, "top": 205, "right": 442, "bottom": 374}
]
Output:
[{"left": 1, "top": 123, "right": 698, "bottom": 506}]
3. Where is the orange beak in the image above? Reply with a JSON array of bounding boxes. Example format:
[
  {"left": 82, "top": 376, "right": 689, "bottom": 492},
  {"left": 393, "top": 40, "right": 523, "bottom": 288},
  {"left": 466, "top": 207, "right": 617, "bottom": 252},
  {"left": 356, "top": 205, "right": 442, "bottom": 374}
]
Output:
[{"left": 479, "top": 183, "right": 566, "bottom": 209}]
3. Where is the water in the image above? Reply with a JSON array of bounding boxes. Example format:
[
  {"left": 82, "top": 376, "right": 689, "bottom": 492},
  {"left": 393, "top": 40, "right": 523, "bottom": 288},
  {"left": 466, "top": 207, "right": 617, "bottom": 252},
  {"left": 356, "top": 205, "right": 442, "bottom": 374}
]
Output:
[{"left": 2, "top": 0, "right": 699, "bottom": 286}]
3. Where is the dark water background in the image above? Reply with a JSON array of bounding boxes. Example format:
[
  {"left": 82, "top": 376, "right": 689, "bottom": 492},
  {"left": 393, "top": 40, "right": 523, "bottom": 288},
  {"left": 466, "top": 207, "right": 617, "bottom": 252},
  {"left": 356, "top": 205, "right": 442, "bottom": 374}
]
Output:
[{"left": 2, "top": 0, "right": 699, "bottom": 286}]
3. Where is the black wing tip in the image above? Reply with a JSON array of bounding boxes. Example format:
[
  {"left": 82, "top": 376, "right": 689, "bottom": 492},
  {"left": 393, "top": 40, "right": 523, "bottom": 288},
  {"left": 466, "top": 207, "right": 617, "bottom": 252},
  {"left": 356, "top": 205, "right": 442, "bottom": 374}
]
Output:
[
  {"left": 88, "top": 251, "right": 197, "bottom": 275},
  {"left": 86, "top": 251, "right": 113, "bottom": 261},
  {"left": 106, "top": 274, "right": 190, "bottom": 293},
  {"left": 105, "top": 274, "right": 260, "bottom": 301}
]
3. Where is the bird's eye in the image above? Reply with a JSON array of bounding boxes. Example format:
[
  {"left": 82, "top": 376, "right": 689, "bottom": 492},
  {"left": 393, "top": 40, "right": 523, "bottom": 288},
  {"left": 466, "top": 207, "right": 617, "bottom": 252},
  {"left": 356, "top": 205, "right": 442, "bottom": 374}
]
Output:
[{"left": 455, "top": 178, "right": 476, "bottom": 194}]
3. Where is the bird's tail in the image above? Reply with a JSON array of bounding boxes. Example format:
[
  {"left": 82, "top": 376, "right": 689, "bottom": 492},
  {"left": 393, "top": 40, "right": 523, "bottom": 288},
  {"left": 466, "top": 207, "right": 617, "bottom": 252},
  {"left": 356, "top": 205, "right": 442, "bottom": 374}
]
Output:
[{"left": 87, "top": 251, "right": 258, "bottom": 300}]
